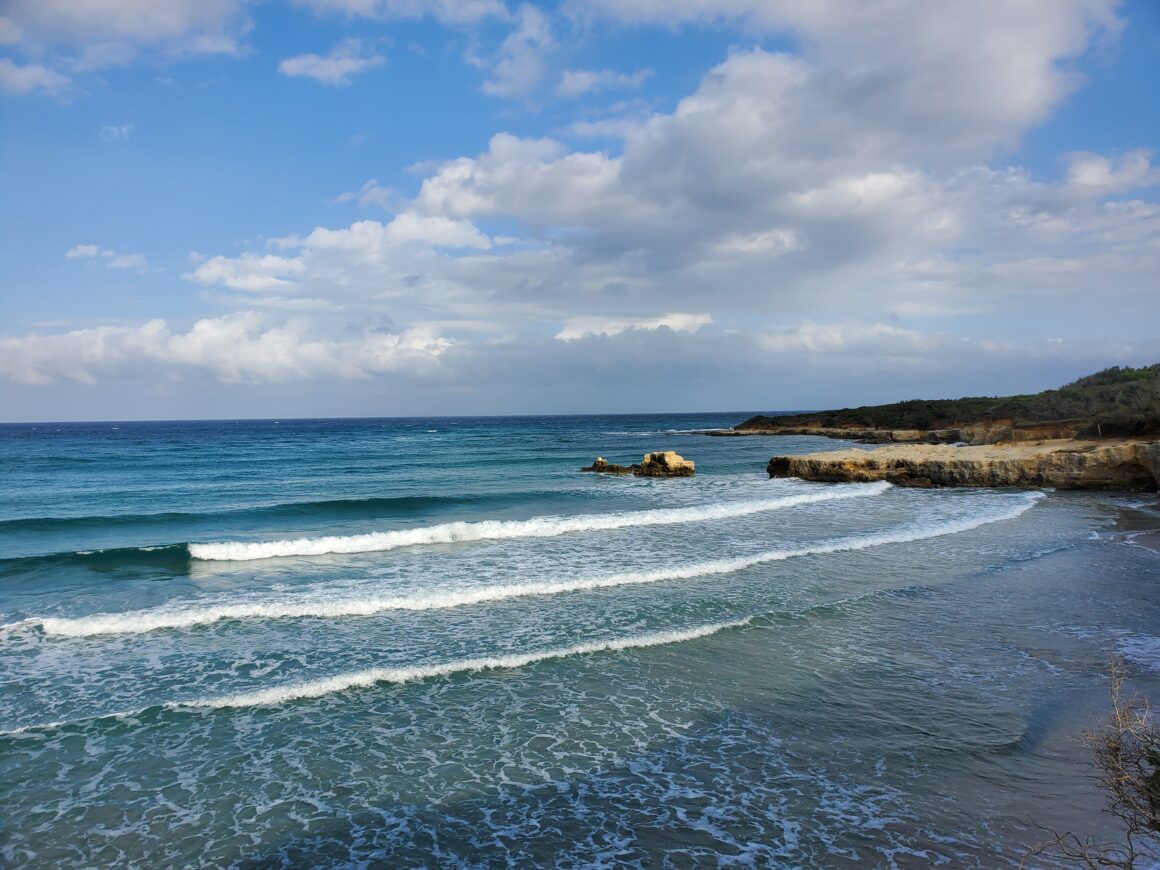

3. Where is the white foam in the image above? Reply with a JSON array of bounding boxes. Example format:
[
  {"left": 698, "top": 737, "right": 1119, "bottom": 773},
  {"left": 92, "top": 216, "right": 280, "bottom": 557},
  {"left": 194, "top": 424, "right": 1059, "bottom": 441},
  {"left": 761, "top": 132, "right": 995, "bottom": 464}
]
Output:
[
  {"left": 180, "top": 618, "right": 750, "bottom": 709},
  {"left": 31, "top": 490, "right": 1043, "bottom": 638},
  {"left": 1117, "top": 634, "right": 1160, "bottom": 673},
  {"left": 0, "top": 619, "right": 749, "bottom": 732},
  {"left": 187, "top": 482, "right": 890, "bottom": 561}
]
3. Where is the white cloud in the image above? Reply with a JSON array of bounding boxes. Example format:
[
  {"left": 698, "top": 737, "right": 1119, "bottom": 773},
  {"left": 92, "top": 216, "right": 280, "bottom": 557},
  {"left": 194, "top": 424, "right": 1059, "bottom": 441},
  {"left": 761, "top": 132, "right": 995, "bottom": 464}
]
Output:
[
  {"left": 278, "top": 39, "right": 385, "bottom": 86},
  {"left": 186, "top": 254, "right": 305, "bottom": 291},
  {"left": 184, "top": 214, "right": 492, "bottom": 307},
  {"left": 0, "top": 58, "right": 72, "bottom": 95},
  {"left": 292, "top": 0, "right": 507, "bottom": 25},
  {"left": 1065, "top": 149, "right": 1159, "bottom": 196},
  {"left": 759, "top": 321, "right": 941, "bottom": 358},
  {"left": 712, "top": 229, "right": 800, "bottom": 257},
  {"left": 289, "top": 214, "right": 492, "bottom": 254},
  {"left": 9, "top": 1, "right": 1157, "bottom": 416},
  {"left": 99, "top": 124, "right": 134, "bottom": 142},
  {"left": 107, "top": 253, "right": 148, "bottom": 270},
  {"left": 556, "top": 312, "right": 712, "bottom": 341},
  {"left": 1, "top": 0, "right": 251, "bottom": 72},
  {"left": 556, "top": 67, "right": 653, "bottom": 99},
  {"left": 2, "top": 0, "right": 249, "bottom": 45},
  {"left": 335, "top": 179, "right": 398, "bottom": 208},
  {"left": 481, "top": 4, "right": 554, "bottom": 98},
  {"left": 0, "top": 313, "right": 452, "bottom": 386},
  {"left": 65, "top": 245, "right": 147, "bottom": 271},
  {"left": 570, "top": 0, "right": 1120, "bottom": 156}
]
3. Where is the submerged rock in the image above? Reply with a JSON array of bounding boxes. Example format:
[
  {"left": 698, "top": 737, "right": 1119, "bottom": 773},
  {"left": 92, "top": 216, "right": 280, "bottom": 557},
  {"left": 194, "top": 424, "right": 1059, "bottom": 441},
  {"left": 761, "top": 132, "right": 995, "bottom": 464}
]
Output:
[
  {"left": 767, "top": 440, "right": 1160, "bottom": 490},
  {"left": 582, "top": 451, "right": 695, "bottom": 477}
]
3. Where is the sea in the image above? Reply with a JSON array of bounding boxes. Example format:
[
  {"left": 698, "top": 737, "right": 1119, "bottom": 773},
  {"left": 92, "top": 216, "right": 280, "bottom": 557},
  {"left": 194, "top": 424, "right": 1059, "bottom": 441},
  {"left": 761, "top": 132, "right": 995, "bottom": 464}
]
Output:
[{"left": 1, "top": 414, "right": 1158, "bottom": 868}]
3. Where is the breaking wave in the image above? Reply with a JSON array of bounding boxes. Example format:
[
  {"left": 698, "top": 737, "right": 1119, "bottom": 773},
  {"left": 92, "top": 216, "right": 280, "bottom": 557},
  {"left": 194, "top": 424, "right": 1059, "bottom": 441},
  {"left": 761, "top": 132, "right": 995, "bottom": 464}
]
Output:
[
  {"left": 27, "top": 490, "right": 1042, "bottom": 638},
  {"left": 2, "top": 619, "right": 749, "bottom": 732},
  {"left": 188, "top": 482, "right": 891, "bottom": 561}
]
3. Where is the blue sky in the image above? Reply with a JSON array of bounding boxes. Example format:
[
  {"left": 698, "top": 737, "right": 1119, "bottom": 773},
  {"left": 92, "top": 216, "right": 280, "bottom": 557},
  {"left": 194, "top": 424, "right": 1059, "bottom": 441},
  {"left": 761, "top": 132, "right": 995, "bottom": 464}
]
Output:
[{"left": 0, "top": 0, "right": 1157, "bottom": 421}]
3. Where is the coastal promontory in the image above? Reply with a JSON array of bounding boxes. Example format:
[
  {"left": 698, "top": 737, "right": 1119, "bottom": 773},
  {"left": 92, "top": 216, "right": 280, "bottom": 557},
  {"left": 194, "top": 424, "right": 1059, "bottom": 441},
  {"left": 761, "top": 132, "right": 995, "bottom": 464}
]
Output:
[
  {"left": 767, "top": 440, "right": 1160, "bottom": 490},
  {"left": 756, "top": 366, "right": 1160, "bottom": 490}
]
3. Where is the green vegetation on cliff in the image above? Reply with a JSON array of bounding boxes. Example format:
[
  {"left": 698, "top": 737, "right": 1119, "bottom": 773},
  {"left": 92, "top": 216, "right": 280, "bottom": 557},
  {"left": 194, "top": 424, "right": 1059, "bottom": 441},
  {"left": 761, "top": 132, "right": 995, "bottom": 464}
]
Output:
[{"left": 739, "top": 365, "right": 1160, "bottom": 437}]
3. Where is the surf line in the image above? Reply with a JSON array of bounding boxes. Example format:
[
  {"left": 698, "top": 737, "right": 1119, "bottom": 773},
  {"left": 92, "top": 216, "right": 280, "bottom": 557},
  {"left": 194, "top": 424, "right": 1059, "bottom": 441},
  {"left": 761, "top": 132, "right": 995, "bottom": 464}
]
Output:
[
  {"left": 187, "top": 481, "right": 891, "bottom": 562},
  {"left": 1, "top": 618, "right": 750, "bottom": 733},
  {"left": 27, "top": 491, "right": 1044, "bottom": 638}
]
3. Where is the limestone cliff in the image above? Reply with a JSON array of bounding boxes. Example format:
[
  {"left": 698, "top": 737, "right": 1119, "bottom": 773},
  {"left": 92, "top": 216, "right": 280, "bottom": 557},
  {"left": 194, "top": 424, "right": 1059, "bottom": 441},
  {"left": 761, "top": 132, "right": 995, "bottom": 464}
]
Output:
[{"left": 767, "top": 440, "right": 1160, "bottom": 490}]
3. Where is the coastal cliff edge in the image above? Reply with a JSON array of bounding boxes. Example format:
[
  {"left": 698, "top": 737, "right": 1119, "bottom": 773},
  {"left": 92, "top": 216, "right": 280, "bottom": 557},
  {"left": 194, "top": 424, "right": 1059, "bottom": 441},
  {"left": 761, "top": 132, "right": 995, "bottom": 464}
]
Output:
[{"left": 767, "top": 439, "right": 1160, "bottom": 490}]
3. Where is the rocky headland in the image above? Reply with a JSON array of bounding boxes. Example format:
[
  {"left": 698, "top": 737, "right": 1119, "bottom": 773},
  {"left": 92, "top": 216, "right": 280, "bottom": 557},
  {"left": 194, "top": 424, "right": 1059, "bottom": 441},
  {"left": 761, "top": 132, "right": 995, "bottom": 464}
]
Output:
[
  {"left": 747, "top": 365, "right": 1160, "bottom": 490},
  {"left": 722, "top": 365, "right": 1160, "bottom": 445},
  {"left": 767, "top": 440, "right": 1160, "bottom": 490}
]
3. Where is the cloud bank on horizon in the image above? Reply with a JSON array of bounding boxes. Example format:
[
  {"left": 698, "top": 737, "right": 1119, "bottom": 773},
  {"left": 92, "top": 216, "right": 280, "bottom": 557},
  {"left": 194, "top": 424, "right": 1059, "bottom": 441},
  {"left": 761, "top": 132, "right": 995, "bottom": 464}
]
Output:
[{"left": 0, "top": 0, "right": 1157, "bottom": 420}]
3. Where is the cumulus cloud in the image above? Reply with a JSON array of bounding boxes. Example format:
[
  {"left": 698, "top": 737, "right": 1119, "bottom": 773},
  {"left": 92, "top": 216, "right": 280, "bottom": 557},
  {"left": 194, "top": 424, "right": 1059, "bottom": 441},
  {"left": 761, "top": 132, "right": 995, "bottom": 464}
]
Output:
[
  {"left": 0, "top": 58, "right": 72, "bottom": 95},
  {"left": 278, "top": 39, "right": 385, "bottom": 86},
  {"left": 183, "top": 213, "right": 494, "bottom": 322},
  {"left": 0, "top": 314, "right": 451, "bottom": 386},
  {"left": 65, "top": 245, "right": 148, "bottom": 271},
  {"left": 335, "top": 179, "right": 398, "bottom": 209},
  {"left": 292, "top": 0, "right": 507, "bottom": 25},
  {"left": 6, "top": 0, "right": 1157, "bottom": 417},
  {"left": 107, "top": 253, "right": 148, "bottom": 270},
  {"left": 555, "top": 312, "right": 711, "bottom": 341},
  {"left": 0, "top": 0, "right": 251, "bottom": 72},
  {"left": 481, "top": 4, "right": 554, "bottom": 98},
  {"left": 170, "top": 24, "right": 1157, "bottom": 388},
  {"left": 186, "top": 254, "right": 305, "bottom": 291},
  {"left": 568, "top": 0, "right": 1119, "bottom": 153},
  {"left": 1065, "top": 149, "right": 1159, "bottom": 196},
  {"left": 556, "top": 67, "right": 653, "bottom": 99}
]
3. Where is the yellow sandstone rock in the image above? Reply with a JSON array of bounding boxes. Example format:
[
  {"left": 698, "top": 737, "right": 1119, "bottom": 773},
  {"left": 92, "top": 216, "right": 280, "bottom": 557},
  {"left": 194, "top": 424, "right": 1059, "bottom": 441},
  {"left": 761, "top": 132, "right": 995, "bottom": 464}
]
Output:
[
  {"left": 767, "top": 440, "right": 1160, "bottom": 490},
  {"left": 640, "top": 451, "right": 695, "bottom": 477}
]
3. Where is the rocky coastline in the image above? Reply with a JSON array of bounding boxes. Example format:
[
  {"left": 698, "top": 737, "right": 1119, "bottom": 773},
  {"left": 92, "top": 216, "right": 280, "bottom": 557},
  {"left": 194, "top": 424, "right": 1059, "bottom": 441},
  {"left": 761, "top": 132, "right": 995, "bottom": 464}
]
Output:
[
  {"left": 710, "top": 421, "right": 1085, "bottom": 444},
  {"left": 767, "top": 439, "right": 1160, "bottom": 490}
]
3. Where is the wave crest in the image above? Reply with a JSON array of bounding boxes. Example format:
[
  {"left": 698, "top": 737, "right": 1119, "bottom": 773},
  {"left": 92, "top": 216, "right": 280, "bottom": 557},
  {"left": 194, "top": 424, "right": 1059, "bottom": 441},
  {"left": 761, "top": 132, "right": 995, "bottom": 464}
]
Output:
[
  {"left": 28, "top": 490, "right": 1041, "bottom": 638},
  {"left": 187, "top": 482, "right": 890, "bottom": 562}
]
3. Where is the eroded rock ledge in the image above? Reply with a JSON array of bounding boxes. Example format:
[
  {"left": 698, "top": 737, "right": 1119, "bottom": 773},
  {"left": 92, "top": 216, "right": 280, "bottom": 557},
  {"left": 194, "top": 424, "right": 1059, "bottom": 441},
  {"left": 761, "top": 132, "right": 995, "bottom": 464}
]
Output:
[
  {"left": 767, "top": 440, "right": 1160, "bottom": 490},
  {"left": 583, "top": 451, "right": 695, "bottom": 477}
]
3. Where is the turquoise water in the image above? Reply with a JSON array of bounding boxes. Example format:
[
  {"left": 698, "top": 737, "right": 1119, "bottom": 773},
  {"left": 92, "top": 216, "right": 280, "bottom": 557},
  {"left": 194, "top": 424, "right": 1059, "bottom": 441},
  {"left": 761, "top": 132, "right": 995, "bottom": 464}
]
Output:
[{"left": 1, "top": 415, "right": 1158, "bottom": 867}]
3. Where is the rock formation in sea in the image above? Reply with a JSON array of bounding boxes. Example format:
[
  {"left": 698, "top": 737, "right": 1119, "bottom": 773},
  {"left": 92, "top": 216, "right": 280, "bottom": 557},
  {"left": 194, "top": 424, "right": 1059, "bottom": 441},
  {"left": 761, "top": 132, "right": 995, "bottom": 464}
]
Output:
[
  {"left": 639, "top": 451, "right": 695, "bottom": 477},
  {"left": 582, "top": 452, "right": 695, "bottom": 477},
  {"left": 581, "top": 457, "right": 638, "bottom": 475},
  {"left": 767, "top": 440, "right": 1160, "bottom": 490}
]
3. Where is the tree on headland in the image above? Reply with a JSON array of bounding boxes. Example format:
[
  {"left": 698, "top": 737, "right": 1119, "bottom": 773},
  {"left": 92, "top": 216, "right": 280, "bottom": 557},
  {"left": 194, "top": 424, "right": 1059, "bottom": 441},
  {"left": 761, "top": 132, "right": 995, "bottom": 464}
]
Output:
[{"left": 1023, "top": 659, "right": 1160, "bottom": 868}]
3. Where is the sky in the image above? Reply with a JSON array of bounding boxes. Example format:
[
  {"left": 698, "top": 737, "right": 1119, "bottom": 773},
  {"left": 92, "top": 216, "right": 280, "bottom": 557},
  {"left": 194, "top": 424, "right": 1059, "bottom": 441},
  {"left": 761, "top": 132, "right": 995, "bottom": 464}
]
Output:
[{"left": 0, "top": 0, "right": 1158, "bottom": 421}]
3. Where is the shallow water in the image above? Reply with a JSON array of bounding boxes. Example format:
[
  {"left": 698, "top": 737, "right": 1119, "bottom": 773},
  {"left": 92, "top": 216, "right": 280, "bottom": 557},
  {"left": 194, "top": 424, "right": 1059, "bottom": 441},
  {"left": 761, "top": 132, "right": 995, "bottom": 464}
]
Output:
[{"left": 1, "top": 415, "right": 1158, "bottom": 867}]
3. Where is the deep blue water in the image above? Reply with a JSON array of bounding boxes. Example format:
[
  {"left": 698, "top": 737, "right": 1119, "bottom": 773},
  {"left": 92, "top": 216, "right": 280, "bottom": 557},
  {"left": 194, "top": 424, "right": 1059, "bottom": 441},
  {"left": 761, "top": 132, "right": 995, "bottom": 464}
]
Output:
[{"left": 1, "top": 414, "right": 1158, "bottom": 867}]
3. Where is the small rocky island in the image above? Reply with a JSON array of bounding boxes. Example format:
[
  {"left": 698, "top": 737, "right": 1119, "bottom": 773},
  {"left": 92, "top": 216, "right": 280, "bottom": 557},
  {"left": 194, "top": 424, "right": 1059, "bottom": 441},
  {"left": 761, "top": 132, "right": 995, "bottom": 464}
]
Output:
[
  {"left": 583, "top": 451, "right": 695, "bottom": 477},
  {"left": 748, "top": 365, "right": 1160, "bottom": 490}
]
